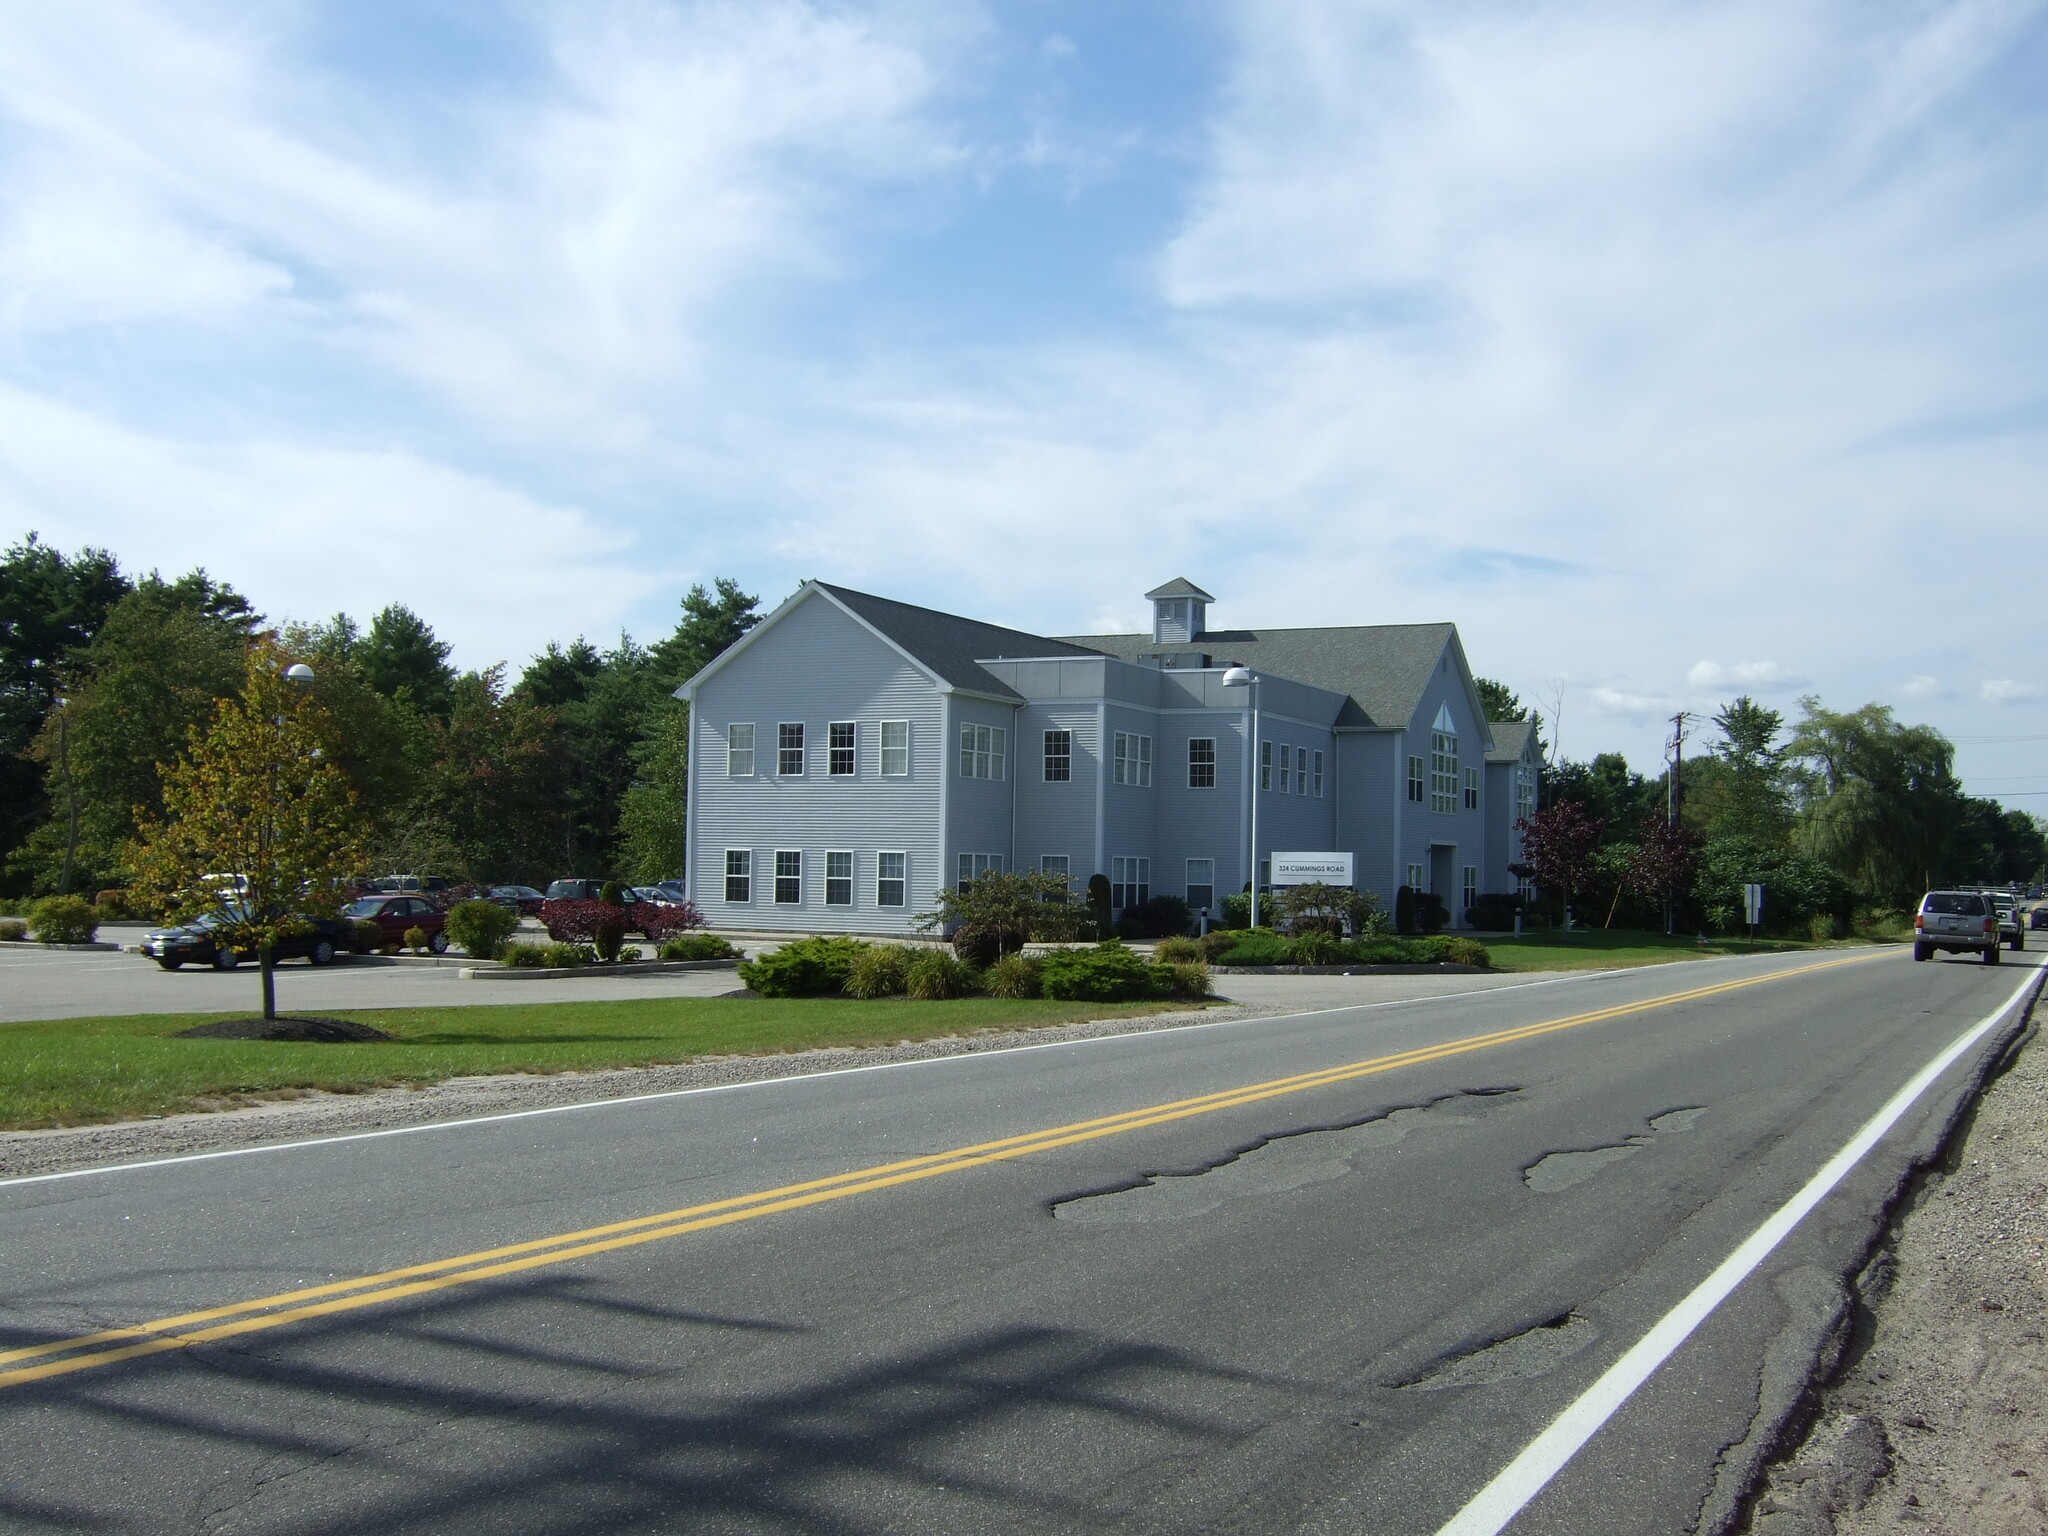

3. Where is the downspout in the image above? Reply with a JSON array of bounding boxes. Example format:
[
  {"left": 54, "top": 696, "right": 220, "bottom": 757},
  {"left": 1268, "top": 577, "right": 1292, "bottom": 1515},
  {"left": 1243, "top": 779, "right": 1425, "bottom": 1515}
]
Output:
[
  {"left": 1392, "top": 728, "right": 1405, "bottom": 898},
  {"left": 1010, "top": 701, "right": 1021, "bottom": 876},
  {"left": 1093, "top": 700, "right": 1107, "bottom": 882},
  {"left": 684, "top": 697, "right": 700, "bottom": 910},
  {"left": 937, "top": 694, "right": 951, "bottom": 921}
]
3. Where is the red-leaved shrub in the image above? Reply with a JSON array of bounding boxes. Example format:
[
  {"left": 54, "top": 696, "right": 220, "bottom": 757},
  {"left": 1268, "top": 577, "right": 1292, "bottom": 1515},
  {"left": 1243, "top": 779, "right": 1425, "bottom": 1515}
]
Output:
[{"left": 636, "top": 901, "right": 705, "bottom": 940}]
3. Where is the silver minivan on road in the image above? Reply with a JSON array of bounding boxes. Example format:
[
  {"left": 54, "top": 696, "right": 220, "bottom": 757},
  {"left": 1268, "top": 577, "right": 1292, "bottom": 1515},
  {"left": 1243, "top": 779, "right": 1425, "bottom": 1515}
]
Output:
[{"left": 1914, "top": 890, "right": 2001, "bottom": 963}]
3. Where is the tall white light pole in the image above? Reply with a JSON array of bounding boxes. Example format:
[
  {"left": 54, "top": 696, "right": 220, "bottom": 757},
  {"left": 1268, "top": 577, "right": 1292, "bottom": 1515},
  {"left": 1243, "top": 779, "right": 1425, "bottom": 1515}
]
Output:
[{"left": 1222, "top": 667, "right": 1260, "bottom": 927}]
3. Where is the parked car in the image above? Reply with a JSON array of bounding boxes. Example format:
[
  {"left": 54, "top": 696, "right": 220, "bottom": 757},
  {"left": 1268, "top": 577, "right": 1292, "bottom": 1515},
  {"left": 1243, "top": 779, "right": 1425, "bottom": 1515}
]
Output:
[
  {"left": 1990, "top": 892, "right": 2025, "bottom": 950},
  {"left": 2031, "top": 906, "right": 2048, "bottom": 931},
  {"left": 633, "top": 885, "right": 690, "bottom": 906},
  {"left": 540, "top": 879, "right": 670, "bottom": 940},
  {"left": 1913, "top": 890, "right": 2001, "bottom": 963},
  {"left": 486, "top": 884, "right": 546, "bottom": 916},
  {"left": 650, "top": 880, "right": 690, "bottom": 904},
  {"left": 141, "top": 913, "right": 363, "bottom": 971},
  {"left": 342, "top": 894, "right": 450, "bottom": 952}
]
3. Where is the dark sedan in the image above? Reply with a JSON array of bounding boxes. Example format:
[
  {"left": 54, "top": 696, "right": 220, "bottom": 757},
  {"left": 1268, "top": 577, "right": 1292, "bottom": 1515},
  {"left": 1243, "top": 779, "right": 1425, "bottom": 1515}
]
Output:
[
  {"left": 342, "top": 895, "right": 450, "bottom": 952},
  {"left": 142, "top": 914, "right": 363, "bottom": 971},
  {"left": 487, "top": 884, "right": 546, "bottom": 916}
]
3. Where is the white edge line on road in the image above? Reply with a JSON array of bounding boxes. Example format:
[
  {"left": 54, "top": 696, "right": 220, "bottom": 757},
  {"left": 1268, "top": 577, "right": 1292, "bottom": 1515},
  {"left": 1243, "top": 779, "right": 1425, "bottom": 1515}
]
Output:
[
  {"left": 1431, "top": 957, "right": 2043, "bottom": 1536},
  {"left": 0, "top": 960, "right": 1751, "bottom": 1191}
]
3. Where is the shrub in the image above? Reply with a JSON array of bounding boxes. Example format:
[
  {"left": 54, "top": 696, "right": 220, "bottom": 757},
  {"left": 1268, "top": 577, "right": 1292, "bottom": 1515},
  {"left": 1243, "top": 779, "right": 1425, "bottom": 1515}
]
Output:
[
  {"left": 637, "top": 901, "right": 705, "bottom": 940},
  {"left": 1153, "top": 936, "right": 1206, "bottom": 964},
  {"left": 618, "top": 945, "right": 642, "bottom": 962},
  {"left": 350, "top": 919, "right": 381, "bottom": 953},
  {"left": 1414, "top": 891, "right": 1449, "bottom": 934},
  {"left": 1219, "top": 891, "right": 1253, "bottom": 930},
  {"left": 1434, "top": 936, "right": 1491, "bottom": 967},
  {"left": 1197, "top": 929, "right": 1241, "bottom": 961},
  {"left": 502, "top": 943, "right": 550, "bottom": 968},
  {"left": 598, "top": 879, "right": 626, "bottom": 907},
  {"left": 905, "top": 949, "right": 979, "bottom": 1000},
  {"left": 94, "top": 888, "right": 132, "bottom": 920},
  {"left": 28, "top": 895, "right": 99, "bottom": 945},
  {"left": 1162, "top": 960, "right": 1212, "bottom": 998},
  {"left": 658, "top": 932, "right": 741, "bottom": 961},
  {"left": 542, "top": 941, "right": 595, "bottom": 967},
  {"left": 0, "top": 918, "right": 26, "bottom": 942},
  {"left": 1211, "top": 928, "right": 1291, "bottom": 966},
  {"left": 1394, "top": 884, "right": 1417, "bottom": 935},
  {"left": 738, "top": 936, "right": 867, "bottom": 998},
  {"left": 1131, "top": 894, "right": 1193, "bottom": 939},
  {"left": 1463, "top": 892, "right": 1524, "bottom": 931},
  {"left": 1112, "top": 913, "right": 1148, "bottom": 940},
  {"left": 1274, "top": 882, "right": 1384, "bottom": 937},
  {"left": 1086, "top": 873, "right": 1113, "bottom": 936},
  {"left": 983, "top": 952, "right": 1042, "bottom": 999},
  {"left": 1038, "top": 941, "right": 1153, "bottom": 1001},
  {"left": 403, "top": 925, "right": 431, "bottom": 954},
  {"left": 446, "top": 899, "right": 520, "bottom": 960},
  {"left": 845, "top": 945, "right": 912, "bottom": 999},
  {"left": 1290, "top": 928, "right": 1345, "bottom": 965},
  {"left": 950, "top": 923, "right": 1008, "bottom": 968},
  {"left": 918, "top": 870, "right": 1075, "bottom": 954}
]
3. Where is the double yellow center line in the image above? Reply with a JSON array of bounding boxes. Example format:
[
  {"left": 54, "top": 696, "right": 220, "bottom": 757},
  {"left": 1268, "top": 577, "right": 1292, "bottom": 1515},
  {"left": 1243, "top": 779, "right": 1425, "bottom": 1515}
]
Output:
[{"left": 1, "top": 953, "right": 1883, "bottom": 1391}]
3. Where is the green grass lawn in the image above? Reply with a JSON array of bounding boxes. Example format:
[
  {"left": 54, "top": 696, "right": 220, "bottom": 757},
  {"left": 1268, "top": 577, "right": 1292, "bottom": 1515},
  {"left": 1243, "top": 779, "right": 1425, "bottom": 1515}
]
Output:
[
  {"left": 1481, "top": 929, "right": 1889, "bottom": 972},
  {"left": 0, "top": 996, "right": 1187, "bottom": 1131}
]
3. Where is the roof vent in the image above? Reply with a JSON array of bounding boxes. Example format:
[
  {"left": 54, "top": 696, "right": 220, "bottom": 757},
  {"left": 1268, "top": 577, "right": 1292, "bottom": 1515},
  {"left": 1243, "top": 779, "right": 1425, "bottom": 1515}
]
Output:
[{"left": 1145, "top": 578, "right": 1214, "bottom": 645}]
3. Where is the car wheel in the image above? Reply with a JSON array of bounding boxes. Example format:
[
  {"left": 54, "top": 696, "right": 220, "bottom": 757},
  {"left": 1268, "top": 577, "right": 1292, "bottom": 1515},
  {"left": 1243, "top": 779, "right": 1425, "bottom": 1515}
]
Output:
[
  {"left": 1984, "top": 944, "right": 2001, "bottom": 964},
  {"left": 429, "top": 932, "right": 449, "bottom": 954},
  {"left": 213, "top": 947, "right": 240, "bottom": 970},
  {"left": 156, "top": 959, "right": 184, "bottom": 971},
  {"left": 1913, "top": 941, "right": 1931, "bottom": 962},
  {"left": 309, "top": 939, "right": 336, "bottom": 966}
]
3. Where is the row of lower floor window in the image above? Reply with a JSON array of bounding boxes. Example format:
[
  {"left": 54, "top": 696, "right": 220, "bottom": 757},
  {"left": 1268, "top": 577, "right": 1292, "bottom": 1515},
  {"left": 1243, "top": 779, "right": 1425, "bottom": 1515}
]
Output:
[{"left": 724, "top": 849, "right": 906, "bottom": 907}]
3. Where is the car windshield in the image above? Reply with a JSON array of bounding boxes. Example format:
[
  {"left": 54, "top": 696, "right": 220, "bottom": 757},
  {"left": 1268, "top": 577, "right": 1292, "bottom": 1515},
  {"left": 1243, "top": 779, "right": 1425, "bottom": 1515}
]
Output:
[
  {"left": 342, "top": 898, "right": 383, "bottom": 918},
  {"left": 1924, "top": 892, "right": 1987, "bottom": 916}
]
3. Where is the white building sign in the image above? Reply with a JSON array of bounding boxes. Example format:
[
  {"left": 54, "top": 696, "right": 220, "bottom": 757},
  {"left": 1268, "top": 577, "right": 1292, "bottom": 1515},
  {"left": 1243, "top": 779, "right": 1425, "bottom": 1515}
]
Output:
[{"left": 1271, "top": 852, "right": 1354, "bottom": 887}]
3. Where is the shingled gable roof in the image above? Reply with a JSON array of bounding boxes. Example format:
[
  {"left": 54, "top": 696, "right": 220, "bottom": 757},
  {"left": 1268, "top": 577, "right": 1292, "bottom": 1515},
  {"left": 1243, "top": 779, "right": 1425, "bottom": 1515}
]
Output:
[
  {"left": 813, "top": 583, "right": 1098, "bottom": 701},
  {"left": 1054, "top": 622, "right": 1462, "bottom": 730},
  {"left": 1144, "top": 577, "right": 1215, "bottom": 602},
  {"left": 1486, "top": 718, "right": 1537, "bottom": 763}
]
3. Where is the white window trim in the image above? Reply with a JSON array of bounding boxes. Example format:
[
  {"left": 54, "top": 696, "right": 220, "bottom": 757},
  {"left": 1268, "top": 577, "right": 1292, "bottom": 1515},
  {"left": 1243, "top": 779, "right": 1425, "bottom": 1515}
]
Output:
[
  {"left": 876, "top": 850, "right": 907, "bottom": 907},
  {"left": 824, "top": 850, "right": 855, "bottom": 906},
  {"left": 1188, "top": 736, "right": 1217, "bottom": 790},
  {"left": 828, "top": 722, "right": 857, "bottom": 778},
  {"left": 774, "top": 848, "right": 802, "bottom": 904},
  {"left": 727, "top": 723, "right": 755, "bottom": 778},
  {"left": 1313, "top": 749, "right": 1325, "bottom": 798},
  {"left": 777, "top": 723, "right": 805, "bottom": 778},
  {"left": 723, "top": 848, "right": 752, "bottom": 903},
  {"left": 879, "top": 720, "right": 910, "bottom": 777}
]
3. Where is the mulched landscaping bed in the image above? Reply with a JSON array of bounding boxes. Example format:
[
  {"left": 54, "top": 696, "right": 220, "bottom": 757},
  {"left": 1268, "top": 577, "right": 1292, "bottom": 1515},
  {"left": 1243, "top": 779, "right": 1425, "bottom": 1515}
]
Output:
[{"left": 171, "top": 1017, "right": 397, "bottom": 1043}]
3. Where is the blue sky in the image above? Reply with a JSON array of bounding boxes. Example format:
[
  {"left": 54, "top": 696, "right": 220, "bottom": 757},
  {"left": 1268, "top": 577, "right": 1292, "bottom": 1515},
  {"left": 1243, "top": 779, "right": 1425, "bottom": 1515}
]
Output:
[{"left": 4, "top": 0, "right": 2048, "bottom": 805}]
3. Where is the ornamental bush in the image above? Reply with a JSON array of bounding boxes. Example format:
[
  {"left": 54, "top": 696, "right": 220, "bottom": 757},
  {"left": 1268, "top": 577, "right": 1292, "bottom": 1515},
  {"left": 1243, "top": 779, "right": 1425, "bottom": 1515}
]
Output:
[
  {"left": 905, "top": 949, "right": 979, "bottom": 1000},
  {"left": 0, "top": 919, "right": 26, "bottom": 942},
  {"left": 502, "top": 943, "right": 549, "bottom": 968},
  {"left": 542, "top": 941, "right": 595, "bottom": 967},
  {"left": 1290, "top": 928, "right": 1344, "bottom": 965},
  {"left": 1210, "top": 928, "right": 1290, "bottom": 966},
  {"left": 1152, "top": 936, "right": 1206, "bottom": 964},
  {"left": 657, "top": 932, "right": 741, "bottom": 961},
  {"left": 543, "top": 899, "right": 628, "bottom": 959},
  {"left": 637, "top": 901, "right": 705, "bottom": 940},
  {"left": 844, "top": 945, "right": 911, "bottom": 999},
  {"left": 950, "top": 923, "right": 1007, "bottom": 968},
  {"left": 1463, "top": 892, "right": 1523, "bottom": 931},
  {"left": 1037, "top": 941, "right": 1152, "bottom": 1001},
  {"left": 402, "top": 925, "right": 430, "bottom": 954},
  {"left": 28, "top": 895, "right": 99, "bottom": 945},
  {"left": 738, "top": 936, "right": 867, "bottom": 998},
  {"left": 446, "top": 899, "right": 519, "bottom": 959},
  {"left": 1163, "top": 960, "right": 1212, "bottom": 998},
  {"left": 982, "top": 952, "right": 1041, "bottom": 999}
]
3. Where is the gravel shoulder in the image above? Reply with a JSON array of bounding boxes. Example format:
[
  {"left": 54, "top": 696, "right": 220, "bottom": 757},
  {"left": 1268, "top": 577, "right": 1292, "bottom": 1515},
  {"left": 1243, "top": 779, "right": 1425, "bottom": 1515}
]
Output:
[
  {"left": 1742, "top": 1019, "right": 2048, "bottom": 1535},
  {"left": 0, "top": 1002, "right": 1278, "bottom": 1180}
]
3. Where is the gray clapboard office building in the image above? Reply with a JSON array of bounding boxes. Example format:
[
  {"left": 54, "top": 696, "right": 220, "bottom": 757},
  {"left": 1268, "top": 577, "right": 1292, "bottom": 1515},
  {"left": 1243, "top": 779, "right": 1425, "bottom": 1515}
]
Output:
[{"left": 677, "top": 578, "right": 1536, "bottom": 934}]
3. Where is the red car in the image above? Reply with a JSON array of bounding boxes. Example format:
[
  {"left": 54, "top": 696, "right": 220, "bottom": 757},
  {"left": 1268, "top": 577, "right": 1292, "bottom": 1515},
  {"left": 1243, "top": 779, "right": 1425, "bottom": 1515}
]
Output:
[{"left": 343, "top": 895, "right": 450, "bottom": 952}]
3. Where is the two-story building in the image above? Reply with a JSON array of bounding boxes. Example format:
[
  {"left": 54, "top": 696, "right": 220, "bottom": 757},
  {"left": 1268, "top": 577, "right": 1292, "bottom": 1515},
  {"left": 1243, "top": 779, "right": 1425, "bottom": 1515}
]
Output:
[{"left": 677, "top": 578, "right": 1537, "bottom": 934}]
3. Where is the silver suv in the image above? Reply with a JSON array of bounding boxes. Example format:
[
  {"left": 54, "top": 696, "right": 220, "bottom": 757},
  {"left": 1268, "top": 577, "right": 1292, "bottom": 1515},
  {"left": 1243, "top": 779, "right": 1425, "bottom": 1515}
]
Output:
[
  {"left": 1989, "top": 892, "right": 2025, "bottom": 951},
  {"left": 1914, "top": 890, "right": 2001, "bottom": 963}
]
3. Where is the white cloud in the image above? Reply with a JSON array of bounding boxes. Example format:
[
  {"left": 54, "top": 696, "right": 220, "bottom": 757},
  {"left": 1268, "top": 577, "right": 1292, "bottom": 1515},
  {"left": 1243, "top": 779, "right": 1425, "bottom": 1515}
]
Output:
[
  {"left": 1589, "top": 685, "right": 1679, "bottom": 718},
  {"left": 1900, "top": 674, "right": 1951, "bottom": 700},
  {"left": 1980, "top": 679, "right": 2046, "bottom": 704},
  {"left": 1686, "top": 660, "right": 1804, "bottom": 690}
]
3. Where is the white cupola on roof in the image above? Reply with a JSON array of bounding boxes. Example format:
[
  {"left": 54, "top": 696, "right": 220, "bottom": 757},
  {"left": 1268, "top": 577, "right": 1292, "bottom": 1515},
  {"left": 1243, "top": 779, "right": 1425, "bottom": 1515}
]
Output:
[{"left": 1145, "top": 578, "right": 1214, "bottom": 645}]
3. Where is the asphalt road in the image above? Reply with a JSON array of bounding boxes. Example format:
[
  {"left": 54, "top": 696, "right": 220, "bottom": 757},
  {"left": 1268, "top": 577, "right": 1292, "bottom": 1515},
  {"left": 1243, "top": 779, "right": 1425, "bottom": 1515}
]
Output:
[{"left": 0, "top": 947, "right": 2036, "bottom": 1535}]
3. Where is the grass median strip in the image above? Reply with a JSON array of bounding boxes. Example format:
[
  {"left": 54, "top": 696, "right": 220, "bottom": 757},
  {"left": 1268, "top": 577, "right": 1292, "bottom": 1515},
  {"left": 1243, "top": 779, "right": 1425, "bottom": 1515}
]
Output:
[
  {"left": 0, "top": 997, "right": 1182, "bottom": 1131},
  {"left": 0, "top": 951, "right": 1886, "bottom": 1392}
]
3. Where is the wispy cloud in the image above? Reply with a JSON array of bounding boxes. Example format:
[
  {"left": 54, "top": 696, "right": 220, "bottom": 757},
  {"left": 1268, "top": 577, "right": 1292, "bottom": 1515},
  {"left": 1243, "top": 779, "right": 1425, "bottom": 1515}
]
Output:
[
  {"left": 1900, "top": 674, "right": 1952, "bottom": 700},
  {"left": 1981, "top": 679, "right": 2046, "bottom": 704},
  {"left": 1686, "top": 660, "right": 1805, "bottom": 690}
]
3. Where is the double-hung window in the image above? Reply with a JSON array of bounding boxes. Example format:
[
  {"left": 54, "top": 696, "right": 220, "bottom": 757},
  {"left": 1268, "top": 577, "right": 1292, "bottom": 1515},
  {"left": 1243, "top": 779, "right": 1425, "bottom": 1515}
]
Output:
[
  {"left": 1406, "top": 862, "right": 1426, "bottom": 892},
  {"left": 1187, "top": 737, "right": 1216, "bottom": 789},
  {"left": 1312, "top": 749, "right": 1325, "bottom": 798},
  {"left": 880, "top": 721, "right": 910, "bottom": 777},
  {"left": 1039, "top": 854, "right": 1070, "bottom": 897},
  {"left": 1516, "top": 764, "right": 1535, "bottom": 823},
  {"left": 1185, "top": 858, "right": 1215, "bottom": 914},
  {"left": 829, "top": 722, "right": 856, "bottom": 777},
  {"left": 1464, "top": 766, "right": 1479, "bottom": 810},
  {"left": 774, "top": 850, "right": 802, "bottom": 903},
  {"left": 1112, "top": 732, "right": 1152, "bottom": 787},
  {"left": 777, "top": 723, "right": 804, "bottom": 777},
  {"left": 723, "top": 850, "right": 752, "bottom": 903},
  {"left": 1462, "top": 866, "right": 1479, "bottom": 920},
  {"left": 876, "top": 851, "right": 906, "bottom": 907},
  {"left": 1430, "top": 731, "right": 1459, "bottom": 814},
  {"left": 959, "top": 724, "right": 1006, "bottom": 780},
  {"left": 1278, "top": 744, "right": 1292, "bottom": 794},
  {"left": 1261, "top": 741, "right": 1274, "bottom": 791},
  {"left": 1407, "top": 755, "right": 1425, "bottom": 803},
  {"left": 1043, "top": 729, "right": 1071, "bottom": 782},
  {"left": 1111, "top": 856, "right": 1151, "bottom": 913},
  {"left": 825, "top": 851, "right": 854, "bottom": 906},
  {"left": 726, "top": 723, "right": 755, "bottom": 777},
  {"left": 957, "top": 852, "right": 1003, "bottom": 892}
]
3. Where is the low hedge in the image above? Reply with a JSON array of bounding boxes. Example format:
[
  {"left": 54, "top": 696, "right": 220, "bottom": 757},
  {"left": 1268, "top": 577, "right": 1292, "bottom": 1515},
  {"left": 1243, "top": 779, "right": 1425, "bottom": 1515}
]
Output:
[
  {"left": 738, "top": 936, "right": 868, "bottom": 998},
  {"left": 1210, "top": 931, "right": 1490, "bottom": 967},
  {"left": 28, "top": 895, "right": 99, "bottom": 945}
]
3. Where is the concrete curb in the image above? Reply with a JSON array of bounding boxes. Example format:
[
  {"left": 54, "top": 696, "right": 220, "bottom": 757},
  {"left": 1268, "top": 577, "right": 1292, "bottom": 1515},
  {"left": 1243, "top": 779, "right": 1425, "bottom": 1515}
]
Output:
[
  {"left": 460, "top": 959, "right": 743, "bottom": 981},
  {"left": 2, "top": 940, "right": 123, "bottom": 952},
  {"left": 1210, "top": 963, "right": 1492, "bottom": 975}
]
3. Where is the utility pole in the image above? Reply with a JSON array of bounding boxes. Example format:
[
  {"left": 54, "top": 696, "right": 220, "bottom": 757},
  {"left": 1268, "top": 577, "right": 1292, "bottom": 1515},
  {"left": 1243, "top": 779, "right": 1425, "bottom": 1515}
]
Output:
[{"left": 1664, "top": 711, "right": 1693, "bottom": 934}]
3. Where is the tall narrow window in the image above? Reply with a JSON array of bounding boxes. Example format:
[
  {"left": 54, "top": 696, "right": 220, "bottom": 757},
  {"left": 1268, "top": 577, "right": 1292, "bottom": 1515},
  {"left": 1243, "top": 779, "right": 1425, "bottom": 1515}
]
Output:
[
  {"left": 876, "top": 851, "right": 906, "bottom": 908},
  {"left": 1111, "top": 856, "right": 1151, "bottom": 912},
  {"left": 1261, "top": 741, "right": 1274, "bottom": 791},
  {"left": 1313, "top": 750, "right": 1325, "bottom": 798},
  {"left": 1278, "top": 743, "right": 1292, "bottom": 794},
  {"left": 774, "top": 850, "right": 802, "bottom": 903},
  {"left": 1461, "top": 865, "right": 1479, "bottom": 921},
  {"left": 959, "top": 724, "right": 1006, "bottom": 780},
  {"left": 829, "top": 722, "right": 856, "bottom": 777},
  {"left": 724, "top": 849, "right": 751, "bottom": 903},
  {"left": 726, "top": 723, "right": 755, "bottom": 777},
  {"left": 956, "top": 852, "right": 1003, "bottom": 891},
  {"left": 1185, "top": 857, "right": 1215, "bottom": 914},
  {"left": 880, "top": 720, "right": 909, "bottom": 777},
  {"left": 1406, "top": 861, "right": 1426, "bottom": 892},
  {"left": 1187, "top": 737, "right": 1217, "bottom": 789},
  {"left": 1463, "top": 766, "right": 1479, "bottom": 810},
  {"left": 1112, "top": 732, "right": 1153, "bottom": 787},
  {"left": 1043, "top": 729, "right": 1071, "bottom": 782},
  {"left": 778, "top": 723, "right": 804, "bottom": 777},
  {"left": 1040, "top": 854, "right": 1070, "bottom": 896},
  {"left": 826, "top": 851, "right": 853, "bottom": 906},
  {"left": 1430, "top": 730, "right": 1459, "bottom": 813},
  {"left": 1516, "top": 763, "right": 1535, "bottom": 822},
  {"left": 1407, "top": 755, "right": 1425, "bottom": 803}
]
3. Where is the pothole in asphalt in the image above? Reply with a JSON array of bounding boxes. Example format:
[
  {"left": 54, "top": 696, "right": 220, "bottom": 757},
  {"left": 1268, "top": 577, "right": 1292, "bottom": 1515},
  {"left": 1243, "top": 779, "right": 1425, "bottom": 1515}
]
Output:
[
  {"left": 1396, "top": 1312, "right": 1601, "bottom": 1390},
  {"left": 1053, "top": 1088, "right": 1521, "bottom": 1224},
  {"left": 1523, "top": 1106, "right": 1707, "bottom": 1193}
]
